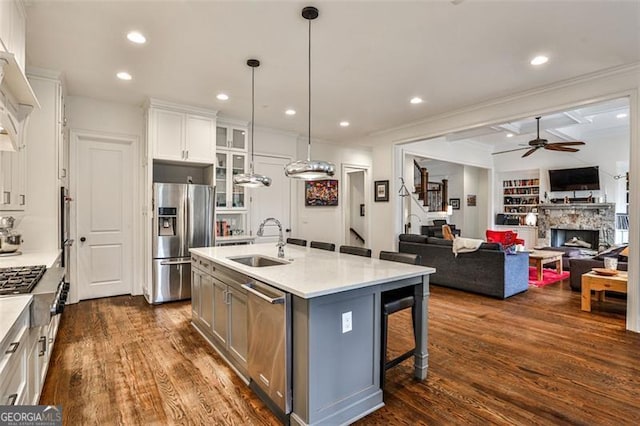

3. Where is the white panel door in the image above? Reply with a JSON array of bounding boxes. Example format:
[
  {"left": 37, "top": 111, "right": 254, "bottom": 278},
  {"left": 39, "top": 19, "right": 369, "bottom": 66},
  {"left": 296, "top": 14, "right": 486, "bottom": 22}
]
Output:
[
  {"left": 185, "top": 115, "right": 214, "bottom": 163},
  {"left": 250, "top": 155, "right": 291, "bottom": 242},
  {"left": 77, "top": 135, "right": 133, "bottom": 300}
]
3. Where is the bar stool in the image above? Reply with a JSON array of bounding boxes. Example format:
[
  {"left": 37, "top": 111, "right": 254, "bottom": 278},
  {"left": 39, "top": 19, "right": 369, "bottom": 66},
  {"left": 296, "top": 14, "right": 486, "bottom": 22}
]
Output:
[
  {"left": 310, "top": 241, "right": 336, "bottom": 251},
  {"left": 339, "top": 245, "right": 372, "bottom": 257},
  {"left": 379, "top": 251, "right": 421, "bottom": 389},
  {"left": 287, "top": 238, "right": 307, "bottom": 247}
]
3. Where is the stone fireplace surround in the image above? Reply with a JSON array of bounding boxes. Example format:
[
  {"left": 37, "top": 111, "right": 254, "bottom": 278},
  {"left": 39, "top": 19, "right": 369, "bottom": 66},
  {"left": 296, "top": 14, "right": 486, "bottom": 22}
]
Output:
[{"left": 537, "top": 203, "right": 615, "bottom": 250}]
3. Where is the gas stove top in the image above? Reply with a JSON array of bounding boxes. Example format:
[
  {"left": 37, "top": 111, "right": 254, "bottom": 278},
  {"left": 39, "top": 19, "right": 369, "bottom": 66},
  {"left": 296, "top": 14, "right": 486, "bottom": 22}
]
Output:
[{"left": 0, "top": 265, "right": 47, "bottom": 295}]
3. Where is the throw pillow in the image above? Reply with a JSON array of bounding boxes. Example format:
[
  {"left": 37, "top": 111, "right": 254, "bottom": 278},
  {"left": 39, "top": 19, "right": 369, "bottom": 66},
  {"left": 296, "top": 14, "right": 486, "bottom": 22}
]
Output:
[{"left": 594, "top": 245, "right": 628, "bottom": 261}]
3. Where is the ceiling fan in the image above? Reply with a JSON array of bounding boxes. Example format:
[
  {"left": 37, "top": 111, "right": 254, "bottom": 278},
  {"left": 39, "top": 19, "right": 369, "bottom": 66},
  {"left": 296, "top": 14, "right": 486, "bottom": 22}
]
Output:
[{"left": 493, "top": 117, "right": 585, "bottom": 157}]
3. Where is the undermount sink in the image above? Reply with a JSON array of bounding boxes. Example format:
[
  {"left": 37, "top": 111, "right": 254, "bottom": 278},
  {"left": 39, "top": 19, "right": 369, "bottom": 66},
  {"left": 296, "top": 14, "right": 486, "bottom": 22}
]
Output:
[{"left": 228, "top": 255, "right": 289, "bottom": 267}]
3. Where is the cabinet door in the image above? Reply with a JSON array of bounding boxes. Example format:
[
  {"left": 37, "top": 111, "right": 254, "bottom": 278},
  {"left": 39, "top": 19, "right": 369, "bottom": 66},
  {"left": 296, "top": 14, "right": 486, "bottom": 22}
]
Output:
[
  {"left": 227, "top": 286, "right": 248, "bottom": 367},
  {"left": 185, "top": 115, "right": 214, "bottom": 163},
  {"left": 230, "top": 128, "right": 246, "bottom": 150},
  {"left": 10, "top": 1, "right": 25, "bottom": 71},
  {"left": 0, "top": 151, "right": 13, "bottom": 209},
  {"left": 230, "top": 153, "right": 247, "bottom": 208},
  {"left": 191, "top": 268, "right": 201, "bottom": 322},
  {"left": 152, "top": 109, "right": 184, "bottom": 161},
  {"left": 12, "top": 144, "right": 25, "bottom": 208},
  {"left": 215, "top": 153, "right": 228, "bottom": 208},
  {"left": 211, "top": 278, "right": 228, "bottom": 345},
  {"left": 199, "top": 274, "right": 214, "bottom": 330},
  {"left": 216, "top": 126, "right": 228, "bottom": 148},
  {"left": 0, "top": 0, "right": 12, "bottom": 53}
]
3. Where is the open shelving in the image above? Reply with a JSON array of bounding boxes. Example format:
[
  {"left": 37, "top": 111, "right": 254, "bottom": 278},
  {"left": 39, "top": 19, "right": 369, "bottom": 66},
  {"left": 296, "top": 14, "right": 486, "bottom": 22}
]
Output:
[{"left": 502, "top": 178, "right": 540, "bottom": 224}]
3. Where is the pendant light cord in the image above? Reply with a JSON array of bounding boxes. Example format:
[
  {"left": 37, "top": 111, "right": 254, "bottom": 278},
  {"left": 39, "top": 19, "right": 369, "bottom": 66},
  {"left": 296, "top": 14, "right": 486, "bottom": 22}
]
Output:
[
  {"left": 250, "top": 65, "right": 255, "bottom": 173},
  {"left": 307, "top": 15, "right": 312, "bottom": 161}
]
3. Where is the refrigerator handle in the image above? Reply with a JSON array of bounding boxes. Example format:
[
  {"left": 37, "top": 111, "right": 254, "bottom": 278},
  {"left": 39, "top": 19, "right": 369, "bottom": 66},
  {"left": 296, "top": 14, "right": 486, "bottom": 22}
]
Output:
[{"left": 184, "top": 187, "right": 190, "bottom": 256}]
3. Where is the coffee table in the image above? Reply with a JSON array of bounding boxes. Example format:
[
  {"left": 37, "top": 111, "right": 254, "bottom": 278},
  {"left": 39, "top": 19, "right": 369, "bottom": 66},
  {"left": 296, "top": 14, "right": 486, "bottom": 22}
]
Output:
[
  {"left": 529, "top": 250, "right": 564, "bottom": 281},
  {"left": 581, "top": 271, "right": 628, "bottom": 312}
]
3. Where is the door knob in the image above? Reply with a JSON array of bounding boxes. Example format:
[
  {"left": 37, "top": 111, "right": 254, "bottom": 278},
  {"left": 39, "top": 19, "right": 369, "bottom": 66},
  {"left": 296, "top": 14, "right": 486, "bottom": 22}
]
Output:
[
  {"left": 285, "top": 228, "right": 291, "bottom": 233},
  {"left": 80, "top": 237, "right": 86, "bottom": 242}
]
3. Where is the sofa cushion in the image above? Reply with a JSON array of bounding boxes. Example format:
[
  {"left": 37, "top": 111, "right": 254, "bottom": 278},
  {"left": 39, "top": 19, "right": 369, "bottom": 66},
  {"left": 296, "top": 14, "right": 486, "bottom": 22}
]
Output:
[
  {"left": 399, "top": 234, "right": 429, "bottom": 244},
  {"left": 479, "top": 242, "right": 502, "bottom": 251},
  {"left": 426, "top": 237, "right": 453, "bottom": 246}
]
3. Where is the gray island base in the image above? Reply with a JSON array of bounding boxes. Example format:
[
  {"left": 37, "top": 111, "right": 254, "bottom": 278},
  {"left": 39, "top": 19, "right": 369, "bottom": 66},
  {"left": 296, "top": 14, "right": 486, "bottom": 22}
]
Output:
[{"left": 190, "top": 244, "right": 434, "bottom": 425}]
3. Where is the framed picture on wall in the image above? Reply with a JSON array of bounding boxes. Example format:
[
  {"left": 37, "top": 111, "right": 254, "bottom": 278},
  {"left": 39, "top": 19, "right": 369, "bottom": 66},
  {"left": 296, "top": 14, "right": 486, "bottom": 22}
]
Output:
[
  {"left": 305, "top": 179, "right": 339, "bottom": 206},
  {"left": 374, "top": 180, "right": 389, "bottom": 202},
  {"left": 449, "top": 198, "right": 460, "bottom": 210},
  {"left": 467, "top": 194, "right": 477, "bottom": 207}
]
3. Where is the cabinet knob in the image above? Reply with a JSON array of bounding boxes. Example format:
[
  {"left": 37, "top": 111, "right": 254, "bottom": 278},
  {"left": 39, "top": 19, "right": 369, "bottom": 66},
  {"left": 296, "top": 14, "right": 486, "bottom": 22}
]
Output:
[{"left": 80, "top": 237, "right": 86, "bottom": 242}]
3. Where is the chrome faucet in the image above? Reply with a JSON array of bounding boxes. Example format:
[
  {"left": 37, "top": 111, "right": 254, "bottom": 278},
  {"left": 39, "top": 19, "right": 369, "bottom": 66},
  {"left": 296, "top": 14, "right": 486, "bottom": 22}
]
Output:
[{"left": 257, "top": 217, "right": 286, "bottom": 258}]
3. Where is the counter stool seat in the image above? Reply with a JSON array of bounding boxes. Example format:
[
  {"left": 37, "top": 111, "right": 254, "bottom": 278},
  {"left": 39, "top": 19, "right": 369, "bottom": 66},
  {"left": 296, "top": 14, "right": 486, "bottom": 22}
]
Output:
[{"left": 378, "top": 251, "right": 420, "bottom": 388}]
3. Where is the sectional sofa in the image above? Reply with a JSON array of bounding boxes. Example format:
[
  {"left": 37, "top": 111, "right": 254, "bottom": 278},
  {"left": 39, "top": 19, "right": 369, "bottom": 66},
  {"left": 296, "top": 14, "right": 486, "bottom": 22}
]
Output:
[{"left": 398, "top": 234, "right": 529, "bottom": 299}]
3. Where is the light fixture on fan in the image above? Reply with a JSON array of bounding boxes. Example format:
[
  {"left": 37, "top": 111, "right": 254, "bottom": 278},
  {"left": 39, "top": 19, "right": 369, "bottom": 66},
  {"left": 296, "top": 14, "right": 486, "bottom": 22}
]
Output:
[
  {"left": 233, "top": 59, "right": 272, "bottom": 188},
  {"left": 284, "top": 6, "right": 335, "bottom": 180}
]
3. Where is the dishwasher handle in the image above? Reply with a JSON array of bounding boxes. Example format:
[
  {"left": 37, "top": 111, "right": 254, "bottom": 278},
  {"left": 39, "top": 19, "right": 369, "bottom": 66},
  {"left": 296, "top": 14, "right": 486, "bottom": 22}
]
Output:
[{"left": 241, "top": 283, "right": 285, "bottom": 305}]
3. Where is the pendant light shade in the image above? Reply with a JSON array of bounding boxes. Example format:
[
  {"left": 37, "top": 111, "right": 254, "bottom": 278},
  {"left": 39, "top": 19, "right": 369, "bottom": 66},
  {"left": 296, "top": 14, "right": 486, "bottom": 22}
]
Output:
[
  {"left": 233, "top": 59, "right": 272, "bottom": 188},
  {"left": 284, "top": 6, "right": 335, "bottom": 180}
]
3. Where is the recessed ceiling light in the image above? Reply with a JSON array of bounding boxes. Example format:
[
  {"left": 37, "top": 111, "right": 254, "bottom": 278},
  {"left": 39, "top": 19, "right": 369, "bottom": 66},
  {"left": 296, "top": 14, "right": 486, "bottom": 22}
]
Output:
[
  {"left": 285, "top": 109, "right": 296, "bottom": 116},
  {"left": 116, "top": 71, "right": 132, "bottom": 81},
  {"left": 410, "top": 97, "right": 423, "bottom": 104},
  {"left": 339, "top": 121, "right": 350, "bottom": 127},
  {"left": 616, "top": 113, "right": 628, "bottom": 119},
  {"left": 530, "top": 55, "right": 549, "bottom": 66},
  {"left": 126, "top": 31, "right": 146, "bottom": 44},
  {"left": 216, "top": 93, "right": 229, "bottom": 101},
  {"left": 506, "top": 133, "right": 514, "bottom": 138}
]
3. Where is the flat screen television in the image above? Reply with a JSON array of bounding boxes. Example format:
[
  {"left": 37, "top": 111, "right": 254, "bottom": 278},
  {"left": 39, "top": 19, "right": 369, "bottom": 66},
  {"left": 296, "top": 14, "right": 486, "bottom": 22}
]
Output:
[{"left": 548, "top": 166, "right": 600, "bottom": 191}]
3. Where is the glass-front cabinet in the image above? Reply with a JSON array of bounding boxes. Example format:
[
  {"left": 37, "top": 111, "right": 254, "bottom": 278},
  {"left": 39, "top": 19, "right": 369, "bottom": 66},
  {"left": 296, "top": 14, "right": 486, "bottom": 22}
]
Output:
[
  {"left": 216, "top": 152, "right": 247, "bottom": 209},
  {"left": 216, "top": 125, "right": 247, "bottom": 151}
]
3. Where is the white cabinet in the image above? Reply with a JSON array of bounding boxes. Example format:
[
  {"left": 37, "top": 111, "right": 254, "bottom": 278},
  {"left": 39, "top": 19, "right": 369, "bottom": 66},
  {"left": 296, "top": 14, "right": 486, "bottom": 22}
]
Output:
[
  {"left": 216, "top": 124, "right": 247, "bottom": 151},
  {"left": 0, "top": 143, "right": 26, "bottom": 210},
  {"left": 0, "top": 0, "right": 26, "bottom": 72},
  {"left": 215, "top": 151, "right": 247, "bottom": 210},
  {"left": 0, "top": 299, "right": 29, "bottom": 406},
  {"left": 148, "top": 101, "right": 216, "bottom": 164}
]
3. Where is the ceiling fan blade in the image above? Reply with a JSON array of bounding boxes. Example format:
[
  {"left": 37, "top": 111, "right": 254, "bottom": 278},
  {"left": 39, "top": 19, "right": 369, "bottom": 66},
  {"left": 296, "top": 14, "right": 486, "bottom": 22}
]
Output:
[
  {"left": 522, "top": 147, "right": 539, "bottom": 157},
  {"left": 549, "top": 141, "right": 585, "bottom": 146},
  {"left": 545, "top": 145, "right": 580, "bottom": 152},
  {"left": 492, "top": 147, "right": 530, "bottom": 155}
]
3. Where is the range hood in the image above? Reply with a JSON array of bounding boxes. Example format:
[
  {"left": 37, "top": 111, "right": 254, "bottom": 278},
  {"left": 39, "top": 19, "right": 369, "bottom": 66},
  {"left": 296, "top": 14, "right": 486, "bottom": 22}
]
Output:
[{"left": 0, "top": 51, "right": 40, "bottom": 151}]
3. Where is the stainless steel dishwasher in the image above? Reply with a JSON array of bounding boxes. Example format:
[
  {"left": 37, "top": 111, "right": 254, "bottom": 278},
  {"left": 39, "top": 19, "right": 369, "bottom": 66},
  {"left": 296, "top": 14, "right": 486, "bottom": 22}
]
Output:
[{"left": 241, "top": 280, "right": 291, "bottom": 417}]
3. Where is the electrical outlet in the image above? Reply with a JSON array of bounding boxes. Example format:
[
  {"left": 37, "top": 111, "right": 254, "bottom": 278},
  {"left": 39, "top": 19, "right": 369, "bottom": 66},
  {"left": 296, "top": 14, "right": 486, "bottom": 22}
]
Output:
[{"left": 342, "top": 311, "right": 352, "bottom": 333}]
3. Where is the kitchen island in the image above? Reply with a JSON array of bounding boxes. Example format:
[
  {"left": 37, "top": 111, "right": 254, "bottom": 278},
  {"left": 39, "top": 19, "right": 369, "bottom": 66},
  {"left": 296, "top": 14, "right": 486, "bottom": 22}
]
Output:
[{"left": 190, "top": 243, "right": 435, "bottom": 426}]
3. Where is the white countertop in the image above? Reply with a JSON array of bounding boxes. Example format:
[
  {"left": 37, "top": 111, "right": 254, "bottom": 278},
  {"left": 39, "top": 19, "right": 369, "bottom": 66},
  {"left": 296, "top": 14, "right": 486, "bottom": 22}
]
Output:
[
  {"left": 191, "top": 243, "right": 435, "bottom": 299},
  {"left": 0, "top": 250, "right": 62, "bottom": 269},
  {"left": 0, "top": 295, "right": 32, "bottom": 347},
  {"left": 215, "top": 235, "right": 256, "bottom": 245}
]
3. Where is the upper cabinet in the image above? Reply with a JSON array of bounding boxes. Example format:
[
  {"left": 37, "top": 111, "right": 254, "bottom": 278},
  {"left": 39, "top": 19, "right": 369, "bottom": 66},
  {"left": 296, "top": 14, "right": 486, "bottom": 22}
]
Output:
[
  {"left": 147, "top": 99, "right": 217, "bottom": 164},
  {"left": 0, "top": 0, "right": 26, "bottom": 72},
  {"left": 216, "top": 120, "right": 247, "bottom": 151}
]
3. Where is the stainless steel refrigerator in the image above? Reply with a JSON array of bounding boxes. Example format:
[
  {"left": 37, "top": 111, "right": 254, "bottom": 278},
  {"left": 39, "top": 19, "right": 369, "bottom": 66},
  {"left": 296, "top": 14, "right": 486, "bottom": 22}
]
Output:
[{"left": 150, "top": 183, "right": 215, "bottom": 304}]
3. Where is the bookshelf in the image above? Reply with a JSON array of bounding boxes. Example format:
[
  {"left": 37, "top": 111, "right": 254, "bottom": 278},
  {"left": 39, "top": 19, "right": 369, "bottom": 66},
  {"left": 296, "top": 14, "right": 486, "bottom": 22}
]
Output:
[{"left": 502, "top": 178, "right": 540, "bottom": 225}]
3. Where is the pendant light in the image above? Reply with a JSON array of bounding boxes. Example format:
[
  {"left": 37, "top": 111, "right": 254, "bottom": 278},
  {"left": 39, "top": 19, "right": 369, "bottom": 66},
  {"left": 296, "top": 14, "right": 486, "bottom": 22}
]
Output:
[
  {"left": 233, "top": 59, "right": 272, "bottom": 188},
  {"left": 284, "top": 6, "right": 335, "bottom": 180}
]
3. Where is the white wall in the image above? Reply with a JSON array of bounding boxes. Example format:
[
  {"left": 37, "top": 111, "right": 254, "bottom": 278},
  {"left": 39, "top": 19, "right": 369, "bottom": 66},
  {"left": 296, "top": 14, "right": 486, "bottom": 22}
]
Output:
[
  {"left": 66, "top": 96, "right": 144, "bottom": 296},
  {"left": 462, "top": 165, "right": 489, "bottom": 239},
  {"left": 295, "top": 138, "right": 372, "bottom": 245}
]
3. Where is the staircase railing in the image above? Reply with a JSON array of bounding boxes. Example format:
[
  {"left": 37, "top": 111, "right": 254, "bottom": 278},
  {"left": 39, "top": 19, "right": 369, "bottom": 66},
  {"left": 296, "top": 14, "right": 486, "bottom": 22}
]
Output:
[{"left": 350, "top": 228, "right": 365, "bottom": 244}]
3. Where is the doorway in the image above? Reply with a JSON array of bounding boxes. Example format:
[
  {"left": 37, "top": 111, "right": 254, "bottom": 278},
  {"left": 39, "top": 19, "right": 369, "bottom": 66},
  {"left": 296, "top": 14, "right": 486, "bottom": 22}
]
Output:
[
  {"left": 342, "top": 165, "right": 370, "bottom": 248},
  {"left": 71, "top": 131, "right": 136, "bottom": 301}
]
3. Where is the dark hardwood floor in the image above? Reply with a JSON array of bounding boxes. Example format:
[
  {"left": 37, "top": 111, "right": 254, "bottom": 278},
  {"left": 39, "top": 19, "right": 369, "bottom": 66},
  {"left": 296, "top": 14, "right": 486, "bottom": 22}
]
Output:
[{"left": 41, "top": 280, "right": 640, "bottom": 425}]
